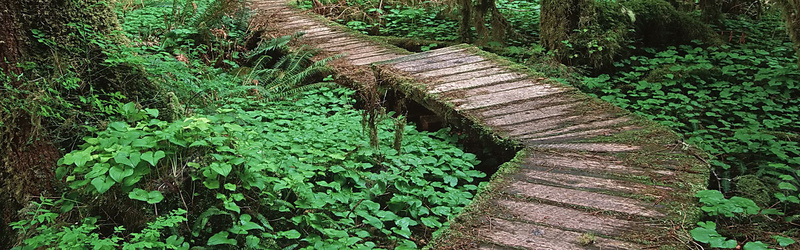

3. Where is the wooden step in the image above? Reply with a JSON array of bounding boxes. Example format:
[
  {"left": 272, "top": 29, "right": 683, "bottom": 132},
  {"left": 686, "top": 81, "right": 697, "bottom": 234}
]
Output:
[
  {"left": 504, "top": 181, "right": 665, "bottom": 218},
  {"left": 478, "top": 217, "right": 641, "bottom": 250}
]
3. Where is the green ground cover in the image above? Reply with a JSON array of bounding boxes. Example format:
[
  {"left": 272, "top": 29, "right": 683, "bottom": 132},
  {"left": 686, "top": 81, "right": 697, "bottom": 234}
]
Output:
[
  {"left": 302, "top": 0, "right": 799, "bottom": 247},
  {"left": 8, "top": 0, "right": 488, "bottom": 249}
]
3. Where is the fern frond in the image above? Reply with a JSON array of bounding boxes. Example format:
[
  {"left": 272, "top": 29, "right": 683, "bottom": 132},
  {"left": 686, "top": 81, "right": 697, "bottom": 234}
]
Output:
[
  {"left": 247, "top": 35, "right": 293, "bottom": 60},
  {"left": 261, "top": 82, "right": 338, "bottom": 102}
]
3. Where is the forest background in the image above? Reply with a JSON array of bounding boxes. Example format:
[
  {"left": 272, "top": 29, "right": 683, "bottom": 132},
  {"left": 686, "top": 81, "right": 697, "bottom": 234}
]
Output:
[{"left": 0, "top": 0, "right": 798, "bottom": 249}]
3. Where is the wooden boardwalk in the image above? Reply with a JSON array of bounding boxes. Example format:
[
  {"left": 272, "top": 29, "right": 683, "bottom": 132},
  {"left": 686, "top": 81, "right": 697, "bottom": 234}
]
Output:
[{"left": 254, "top": 1, "right": 708, "bottom": 249}]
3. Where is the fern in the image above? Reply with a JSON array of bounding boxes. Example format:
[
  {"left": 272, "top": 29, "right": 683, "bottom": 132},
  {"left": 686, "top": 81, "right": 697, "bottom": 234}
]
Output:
[
  {"left": 190, "top": 0, "right": 245, "bottom": 30},
  {"left": 244, "top": 36, "right": 340, "bottom": 101}
]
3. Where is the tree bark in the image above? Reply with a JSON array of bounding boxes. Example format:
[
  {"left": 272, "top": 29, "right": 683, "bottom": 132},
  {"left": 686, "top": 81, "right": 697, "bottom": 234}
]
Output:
[
  {"left": 1, "top": 0, "right": 166, "bottom": 247},
  {"left": 458, "top": 0, "right": 512, "bottom": 45},
  {"left": 540, "top": 0, "right": 591, "bottom": 63},
  {"left": 1, "top": 1, "right": 23, "bottom": 76},
  {"left": 776, "top": 0, "right": 800, "bottom": 66},
  {"left": 700, "top": 0, "right": 724, "bottom": 26},
  {"left": 459, "top": 0, "right": 473, "bottom": 43}
]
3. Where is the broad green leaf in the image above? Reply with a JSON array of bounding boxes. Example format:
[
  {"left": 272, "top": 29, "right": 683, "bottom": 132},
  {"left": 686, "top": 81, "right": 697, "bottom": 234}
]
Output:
[
  {"left": 210, "top": 162, "right": 232, "bottom": 177},
  {"left": 431, "top": 206, "right": 451, "bottom": 216},
  {"left": 772, "top": 235, "right": 795, "bottom": 247},
  {"left": 145, "top": 108, "right": 159, "bottom": 118},
  {"left": 420, "top": 217, "right": 441, "bottom": 228},
  {"left": 123, "top": 175, "right": 143, "bottom": 187},
  {"left": 710, "top": 238, "right": 738, "bottom": 248},
  {"left": 129, "top": 188, "right": 163, "bottom": 204},
  {"left": 742, "top": 241, "right": 770, "bottom": 250},
  {"left": 129, "top": 188, "right": 149, "bottom": 201},
  {"left": 279, "top": 230, "right": 302, "bottom": 239},
  {"left": 245, "top": 235, "right": 260, "bottom": 248},
  {"left": 208, "top": 231, "right": 237, "bottom": 246},
  {"left": 109, "top": 165, "right": 134, "bottom": 183},
  {"left": 71, "top": 150, "right": 92, "bottom": 168},
  {"left": 189, "top": 140, "right": 209, "bottom": 147},
  {"left": 85, "top": 164, "right": 110, "bottom": 179},
  {"left": 141, "top": 151, "right": 164, "bottom": 166},
  {"left": 443, "top": 175, "right": 458, "bottom": 187},
  {"left": 114, "top": 151, "right": 134, "bottom": 167},
  {"left": 392, "top": 227, "right": 412, "bottom": 238},
  {"left": 359, "top": 200, "right": 380, "bottom": 212},
  {"left": 91, "top": 176, "right": 115, "bottom": 194},
  {"left": 224, "top": 200, "right": 241, "bottom": 213},
  {"left": 395, "top": 217, "right": 417, "bottom": 230},
  {"left": 146, "top": 190, "right": 164, "bottom": 204},
  {"left": 55, "top": 167, "right": 67, "bottom": 180},
  {"left": 204, "top": 179, "right": 220, "bottom": 189},
  {"left": 128, "top": 151, "right": 142, "bottom": 167}
]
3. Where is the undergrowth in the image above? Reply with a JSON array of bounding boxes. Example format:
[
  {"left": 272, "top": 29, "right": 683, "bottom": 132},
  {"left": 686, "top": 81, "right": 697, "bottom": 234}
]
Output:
[
  {"left": 7, "top": 0, "right": 489, "bottom": 248},
  {"left": 581, "top": 14, "right": 799, "bottom": 249},
  {"left": 12, "top": 87, "right": 485, "bottom": 249}
]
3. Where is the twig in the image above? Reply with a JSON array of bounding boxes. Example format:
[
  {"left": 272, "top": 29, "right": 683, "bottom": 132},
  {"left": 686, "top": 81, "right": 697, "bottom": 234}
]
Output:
[{"left": 345, "top": 198, "right": 365, "bottom": 219}]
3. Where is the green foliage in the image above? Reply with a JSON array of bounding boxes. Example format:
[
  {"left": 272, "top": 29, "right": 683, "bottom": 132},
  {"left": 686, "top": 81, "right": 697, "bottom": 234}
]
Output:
[
  {"left": 302, "top": 0, "right": 460, "bottom": 41},
  {"left": 114, "top": 0, "right": 260, "bottom": 106},
  {"left": 621, "top": 0, "right": 717, "bottom": 46},
  {"left": 10, "top": 0, "right": 489, "bottom": 248},
  {"left": 380, "top": 6, "right": 459, "bottom": 41},
  {"left": 690, "top": 221, "right": 738, "bottom": 249},
  {"left": 690, "top": 221, "right": 785, "bottom": 250},
  {"left": 497, "top": 0, "right": 540, "bottom": 45},
  {"left": 246, "top": 39, "right": 338, "bottom": 101},
  {"left": 696, "top": 190, "right": 762, "bottom": 217},
  {"left": 14, "top": 87, "right": 485, "bottom": 249},
  {"left": 11, "top": 200, "right": 188, "bottom": 250},
  {"left": 562, "top": 0, "right": 634, "bottom": 69},
  {"left": 1, "top": 23, "right": 131, "bottom": 145},
  {"left": 581, "top": 14, "right": 798, "bottom": 249}
]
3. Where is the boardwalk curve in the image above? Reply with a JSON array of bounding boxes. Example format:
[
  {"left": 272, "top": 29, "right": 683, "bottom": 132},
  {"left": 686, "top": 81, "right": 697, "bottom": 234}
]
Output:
[{"left": 253, "top": 1, "right": 709, "bottom": 249}]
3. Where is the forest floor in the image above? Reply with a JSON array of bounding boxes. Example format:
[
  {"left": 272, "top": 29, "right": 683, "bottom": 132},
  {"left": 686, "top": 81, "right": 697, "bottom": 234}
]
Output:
[{"left": 254, "top": 0, "right": 709, "bottom": 248}]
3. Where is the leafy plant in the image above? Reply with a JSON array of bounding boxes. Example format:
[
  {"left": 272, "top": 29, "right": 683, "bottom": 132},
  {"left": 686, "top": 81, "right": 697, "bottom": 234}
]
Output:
[
  {"left": 15, "top": 86, "right": 486, "bottom": 249},
  {"left": 245, "top": 40, "right": 339, "bottom": 101},
  {"left": 580, "top": 13, "right": 799, "bottom": 249}
]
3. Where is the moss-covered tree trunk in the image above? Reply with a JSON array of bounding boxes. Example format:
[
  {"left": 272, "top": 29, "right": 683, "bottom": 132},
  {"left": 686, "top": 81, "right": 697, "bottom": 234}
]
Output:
[
  {"left": 667, "top": 0, "right": 696, "bottom": 11},
  {"left": 700, "top": 0, "right": 724, "bottom": 26},
  {"left": 776, "top": 0, "right": 800, "bottom": 66},
  {"left": 0, "top": 0, "right": 165, "bottom": 247},
  {"left": 458, "top": 0, "right": 513, "bottom": 45},
  {"left": 459, "top": 0, "right": 473, "bottom": 43},
  {"left": 540, "top": 0, "right": 591, "bottom": 63}
]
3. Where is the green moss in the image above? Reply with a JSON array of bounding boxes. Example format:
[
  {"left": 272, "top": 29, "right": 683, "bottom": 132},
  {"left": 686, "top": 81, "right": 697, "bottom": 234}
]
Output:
[{"left": 734, "top": 175, "right": 773, "bottom": 207}]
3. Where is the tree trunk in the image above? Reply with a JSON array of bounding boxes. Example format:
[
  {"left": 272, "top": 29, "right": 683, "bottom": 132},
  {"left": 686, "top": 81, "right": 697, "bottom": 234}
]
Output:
[
  {"left": 458, "top": 0, "right": 512, "bottom": 45},
  {"left": 700, "top": 0, "right": 724, "bottom": 26},
  {"left": 776, "top": 0, "right": 800, "bottom": 66},
  {"left": 459, "top": 0, "right": 473, "bottom": 43},
  {"left": 1, "top": 0, "right": 166, "bottom": 247},
  {"left": 540, "top": 0, "right": 591, "bottom": 63},
  {"left": 667, "top": 0, "right": 696, "bottom": 11}
]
